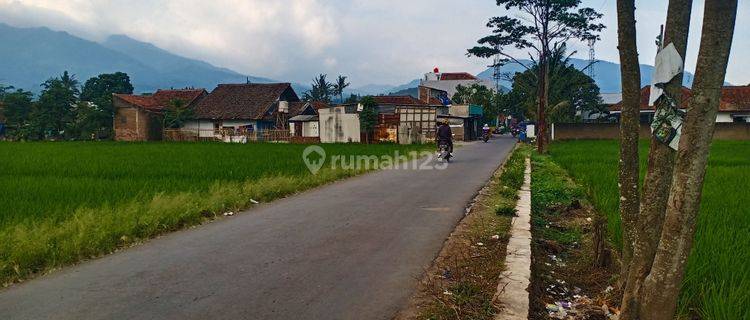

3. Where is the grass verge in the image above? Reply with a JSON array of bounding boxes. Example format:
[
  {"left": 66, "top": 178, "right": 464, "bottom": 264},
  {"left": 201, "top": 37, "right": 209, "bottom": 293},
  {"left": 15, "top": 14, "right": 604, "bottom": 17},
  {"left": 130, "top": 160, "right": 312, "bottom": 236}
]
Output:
[
  {"left": 0, "top": 142, "right": 431, "bottom": 286},
  {"left": 530, "top": 151, "right": 619, "bottom": 319},
  {"left": 395, "top": 145, "right": 529, "bottom": 320}
]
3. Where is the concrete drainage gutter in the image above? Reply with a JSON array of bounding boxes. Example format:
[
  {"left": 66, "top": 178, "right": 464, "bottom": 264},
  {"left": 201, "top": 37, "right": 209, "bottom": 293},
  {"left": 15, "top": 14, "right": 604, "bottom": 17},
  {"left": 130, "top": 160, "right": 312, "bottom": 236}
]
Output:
[{"left": 493, "top": 157, "right": 532, "bottom": 319}]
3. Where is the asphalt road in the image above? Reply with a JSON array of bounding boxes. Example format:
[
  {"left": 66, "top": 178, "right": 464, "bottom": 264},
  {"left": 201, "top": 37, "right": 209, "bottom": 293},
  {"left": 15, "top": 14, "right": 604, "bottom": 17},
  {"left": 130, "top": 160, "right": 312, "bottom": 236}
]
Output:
[{"left": 0, "top": 137, "right": 516, "bottom": 320}]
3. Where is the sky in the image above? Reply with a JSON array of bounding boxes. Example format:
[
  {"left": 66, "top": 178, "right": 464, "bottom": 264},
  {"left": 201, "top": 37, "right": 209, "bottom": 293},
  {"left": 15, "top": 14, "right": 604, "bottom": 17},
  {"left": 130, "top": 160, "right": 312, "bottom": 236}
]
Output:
[{"left": 0, "top": 0, "right": 748, "bottom": 88}]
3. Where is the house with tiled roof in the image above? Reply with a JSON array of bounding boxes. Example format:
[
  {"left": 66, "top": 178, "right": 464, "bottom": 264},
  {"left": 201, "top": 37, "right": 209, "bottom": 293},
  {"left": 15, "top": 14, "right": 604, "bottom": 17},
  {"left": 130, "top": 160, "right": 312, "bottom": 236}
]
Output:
[
  {"left": 182, "top": 83, "right": 301, "bottom": 139},
  {"left": 420, "top": 68, "right": 497, "bottom": 98},
  {"left": 609, "top": 86, "right": 750, "bottom": 123},
  {"left": 113, "top": 89, "right": 207, "bottom": 141}
]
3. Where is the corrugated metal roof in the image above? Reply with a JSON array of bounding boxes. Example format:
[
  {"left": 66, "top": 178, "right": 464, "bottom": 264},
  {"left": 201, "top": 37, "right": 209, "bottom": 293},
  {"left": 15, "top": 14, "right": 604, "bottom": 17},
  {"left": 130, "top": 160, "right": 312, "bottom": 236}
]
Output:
[{"left": 289, "top": 115, "right": 318, "bottom": 122}]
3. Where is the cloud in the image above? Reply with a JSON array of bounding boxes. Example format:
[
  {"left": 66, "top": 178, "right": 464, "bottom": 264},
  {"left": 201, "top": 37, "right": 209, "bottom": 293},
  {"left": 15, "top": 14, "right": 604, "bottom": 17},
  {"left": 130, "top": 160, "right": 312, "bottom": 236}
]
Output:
[{"left": 1, "top": 0, "right": 748, "bottom": 86}]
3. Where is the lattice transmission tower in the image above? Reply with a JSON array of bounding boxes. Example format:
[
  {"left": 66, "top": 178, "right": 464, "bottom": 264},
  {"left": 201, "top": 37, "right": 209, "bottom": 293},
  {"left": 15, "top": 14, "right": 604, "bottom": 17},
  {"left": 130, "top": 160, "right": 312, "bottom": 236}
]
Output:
[{"left": 587, "top": 39, "right": 597, "bottom": 80}]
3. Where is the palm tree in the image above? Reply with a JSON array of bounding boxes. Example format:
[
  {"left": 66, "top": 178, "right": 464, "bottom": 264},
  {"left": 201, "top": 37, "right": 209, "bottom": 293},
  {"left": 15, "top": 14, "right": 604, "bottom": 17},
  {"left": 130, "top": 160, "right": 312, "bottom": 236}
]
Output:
[
  {"left": 303, "top": 74, "right": 334, "bottom": 103},
  {"left": 333, "top": 75, "right": 350, "bottom": 103}
]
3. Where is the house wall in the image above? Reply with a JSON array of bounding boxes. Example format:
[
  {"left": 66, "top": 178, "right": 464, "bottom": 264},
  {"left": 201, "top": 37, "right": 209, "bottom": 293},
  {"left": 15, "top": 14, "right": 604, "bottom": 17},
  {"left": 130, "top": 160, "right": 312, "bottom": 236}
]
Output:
[
  {"left": 396, "top": 106, "right": 437, "bottom": 144},
  {"left": 551, "top": 123, "right": 750, "bottom": 140},
  {"left": 716, "top": 113, "right": 734, "bottom": 123},
  {"left": 114, "top": 103, "right": 160, "bottom": 141},
  {"left": 319, "top": 107, "right": 360, "bottom": 143},
  {"left": 302, "top": 121, "right": 319, "bottom": 137},
  {"left": 183, "top": 120, "right": 215, "bottom": 138}
]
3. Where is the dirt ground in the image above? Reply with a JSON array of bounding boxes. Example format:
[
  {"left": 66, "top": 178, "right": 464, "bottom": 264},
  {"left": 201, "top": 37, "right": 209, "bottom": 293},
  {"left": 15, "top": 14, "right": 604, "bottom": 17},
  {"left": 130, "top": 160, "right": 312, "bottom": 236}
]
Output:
[{"left": 528, "top": 159, "right": 621, "bottom": 320}]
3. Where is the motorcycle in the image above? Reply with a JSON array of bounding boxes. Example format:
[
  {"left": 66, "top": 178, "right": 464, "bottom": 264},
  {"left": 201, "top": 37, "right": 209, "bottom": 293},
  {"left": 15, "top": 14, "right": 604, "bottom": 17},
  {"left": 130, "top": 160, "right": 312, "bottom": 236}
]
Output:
[
  {"left": 482, "top": 130, "right": 491, "bottom": 143},
  {"left": 438, "top": 142, "right": 452, "bottom": 162},
  {"left": 510, "top": 127, "right": 519, "bottom": 137}
]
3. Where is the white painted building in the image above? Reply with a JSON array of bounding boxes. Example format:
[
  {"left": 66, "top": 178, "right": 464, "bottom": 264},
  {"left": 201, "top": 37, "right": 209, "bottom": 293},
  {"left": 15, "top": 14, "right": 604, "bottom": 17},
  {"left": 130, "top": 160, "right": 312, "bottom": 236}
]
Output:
[
  {"left": 419, "top": 71, "right": 497, "bottom": 98},
  {"left": 318, "top": 106, "right": 361, "bottom": 143}
]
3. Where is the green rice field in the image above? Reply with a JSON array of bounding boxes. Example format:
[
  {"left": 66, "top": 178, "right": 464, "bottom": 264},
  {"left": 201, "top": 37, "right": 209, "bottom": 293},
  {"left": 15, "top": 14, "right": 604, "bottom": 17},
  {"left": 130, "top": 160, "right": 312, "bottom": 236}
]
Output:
[
  {"left": 0, "top": 141, "right": 430, "bottom": 284},
  {"left": 548, "top": 140, "right": 749, "bottom": 319}
]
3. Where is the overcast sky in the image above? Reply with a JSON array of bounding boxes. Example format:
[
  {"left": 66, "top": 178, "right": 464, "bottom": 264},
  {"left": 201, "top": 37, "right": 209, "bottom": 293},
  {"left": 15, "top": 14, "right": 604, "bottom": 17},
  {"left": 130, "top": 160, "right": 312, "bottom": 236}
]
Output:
[{"left": 1, "top": 0, "right": 748, "bottom": 87}]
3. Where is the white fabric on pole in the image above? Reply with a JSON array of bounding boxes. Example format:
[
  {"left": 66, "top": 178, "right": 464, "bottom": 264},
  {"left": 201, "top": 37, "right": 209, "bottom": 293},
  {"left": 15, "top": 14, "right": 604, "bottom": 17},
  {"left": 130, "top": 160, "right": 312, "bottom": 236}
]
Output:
[{"left": 648, "top": 43, "right": 684, "bottom": 106}]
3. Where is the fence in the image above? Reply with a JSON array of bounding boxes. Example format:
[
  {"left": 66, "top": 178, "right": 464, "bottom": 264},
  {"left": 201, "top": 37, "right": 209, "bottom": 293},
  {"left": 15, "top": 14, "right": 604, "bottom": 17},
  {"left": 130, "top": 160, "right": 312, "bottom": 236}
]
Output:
[
  {"left": 163, "top": 129, "right": 293, "bottom": 143},
  {"left": 551, "top": 123, "right": 750, "bottom": 140}
]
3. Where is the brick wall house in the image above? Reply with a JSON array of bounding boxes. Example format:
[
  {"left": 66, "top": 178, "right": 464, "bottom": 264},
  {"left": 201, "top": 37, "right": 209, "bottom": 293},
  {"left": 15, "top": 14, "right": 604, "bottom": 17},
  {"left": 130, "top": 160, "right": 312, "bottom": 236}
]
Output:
[{"left": 113, "top": 89, "right": 207, "bottom": 141}]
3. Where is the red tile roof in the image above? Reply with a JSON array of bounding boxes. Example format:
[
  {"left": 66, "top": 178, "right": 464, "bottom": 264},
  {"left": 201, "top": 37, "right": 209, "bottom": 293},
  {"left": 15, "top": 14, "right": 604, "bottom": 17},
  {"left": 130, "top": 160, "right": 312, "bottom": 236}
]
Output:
[
  {"left": 373, "top": 95, "right": 427, "bottom": 106},
  {"left": 610, "top": 86, "right": 750, "bottom": 113},
  {"left": 114, "top": 89, "right": 207, "bottom": 112},
  {"left": 720, "top": 86, "right": 750, "bottom": 112},
  {"left": 439, "top": 72, "right": 478, "bottom": 81},
  {"left": 193, "top": 83, "right": 298, "bottom": 120},
  {"left": 310, "top": 101, "right": 330, "bottom": 110}
]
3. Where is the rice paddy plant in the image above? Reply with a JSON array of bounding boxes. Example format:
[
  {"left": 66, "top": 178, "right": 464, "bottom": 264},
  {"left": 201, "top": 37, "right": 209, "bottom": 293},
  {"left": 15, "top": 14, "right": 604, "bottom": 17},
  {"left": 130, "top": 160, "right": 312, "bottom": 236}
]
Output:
[
  {"left": 0, "top": 141, "right": 430, "bottom": 284},
  {"left": 548, "top": 140, "right": 749, "bottom": 319}
]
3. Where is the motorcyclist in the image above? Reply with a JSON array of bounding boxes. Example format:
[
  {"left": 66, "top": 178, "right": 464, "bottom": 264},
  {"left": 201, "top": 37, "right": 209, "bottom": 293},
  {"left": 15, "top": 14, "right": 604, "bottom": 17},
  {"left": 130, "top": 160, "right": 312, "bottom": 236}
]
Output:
[
  {"left": 482, "top": 124, "right": 491, "bottom": 140},
  {"left": 436, "top": 119, "right": 453, "bottom": 155}
]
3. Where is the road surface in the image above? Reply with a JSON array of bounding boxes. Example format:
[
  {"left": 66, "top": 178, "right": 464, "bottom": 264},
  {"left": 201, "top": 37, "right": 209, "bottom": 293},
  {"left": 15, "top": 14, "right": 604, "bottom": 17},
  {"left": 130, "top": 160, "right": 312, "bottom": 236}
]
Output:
[{"left": 0, "top": 137, "right": 516, "bottom": 320}]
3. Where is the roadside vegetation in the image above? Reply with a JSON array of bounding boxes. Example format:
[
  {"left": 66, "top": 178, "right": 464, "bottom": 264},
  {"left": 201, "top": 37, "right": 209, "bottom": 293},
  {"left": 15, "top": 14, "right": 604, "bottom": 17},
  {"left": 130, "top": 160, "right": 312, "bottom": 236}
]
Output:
[
  {"left": 0, "top": 141, "right": 430, "bottom": 286},
  {"left": 548, "top": 140, "right": 749, "bottom": 319},
  {"left": 530, "top": 151, "right": 619, "bottom": 319},
  {"left": 397, "top": 146, "right": 528, "bottom": 320}
]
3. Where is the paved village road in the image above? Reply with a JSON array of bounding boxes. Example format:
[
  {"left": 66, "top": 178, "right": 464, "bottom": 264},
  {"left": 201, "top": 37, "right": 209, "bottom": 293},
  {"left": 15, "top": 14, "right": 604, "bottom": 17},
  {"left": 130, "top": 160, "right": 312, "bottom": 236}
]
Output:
[{"left": 1, "top": 137, "right": 516, "bottom": 320}]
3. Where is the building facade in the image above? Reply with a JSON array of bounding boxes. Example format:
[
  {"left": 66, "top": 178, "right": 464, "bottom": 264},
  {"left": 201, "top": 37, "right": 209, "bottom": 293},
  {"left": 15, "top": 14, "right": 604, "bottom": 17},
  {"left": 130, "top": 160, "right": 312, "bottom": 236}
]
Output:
[{"left": 113, "top": 89, "right": 207, "bottom": 141}]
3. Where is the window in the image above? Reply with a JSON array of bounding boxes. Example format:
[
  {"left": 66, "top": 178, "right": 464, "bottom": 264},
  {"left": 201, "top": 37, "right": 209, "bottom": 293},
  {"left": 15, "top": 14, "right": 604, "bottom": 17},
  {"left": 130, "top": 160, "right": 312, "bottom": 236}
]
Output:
[{"left": 120, "top": 115, "right": 127, "bottom": 124}]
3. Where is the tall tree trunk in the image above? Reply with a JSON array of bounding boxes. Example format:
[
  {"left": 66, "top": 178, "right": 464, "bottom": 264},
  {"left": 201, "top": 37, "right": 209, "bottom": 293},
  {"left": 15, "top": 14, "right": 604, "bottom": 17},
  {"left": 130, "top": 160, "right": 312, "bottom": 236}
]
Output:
[
  {"left": 640, "top": 1, "right": 737, "bottom": 318},
  {"left": 619, "top": 1, "right": 693, "bottom": 319},
  {"left": 614, "top": 0, "right": 641, "bottom": 286},
  {"left": 537, "top": 53, "right": 549, "bottom": 154}
]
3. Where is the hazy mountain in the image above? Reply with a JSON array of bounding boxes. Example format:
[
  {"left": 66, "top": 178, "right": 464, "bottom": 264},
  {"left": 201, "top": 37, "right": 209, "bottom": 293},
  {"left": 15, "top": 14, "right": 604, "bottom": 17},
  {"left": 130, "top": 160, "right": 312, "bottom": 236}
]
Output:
[
  {"left": 476, "top": 58, "right": 708, "bottom": 93},
  {"left": 0, "top": 23, "right": 302, "bottom": 94}
]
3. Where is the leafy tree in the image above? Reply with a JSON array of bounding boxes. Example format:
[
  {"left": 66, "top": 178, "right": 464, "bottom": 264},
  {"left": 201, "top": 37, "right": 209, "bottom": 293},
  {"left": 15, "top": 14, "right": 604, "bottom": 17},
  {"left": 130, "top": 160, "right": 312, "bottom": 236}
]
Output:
[
  {"left": 359, "top": 96, "right": 378, "bottom": 143},
  {"left": 162, "top": 99, "right": 194, "bottom": 129},
  {"left": 0, "top": 84, "right": 14, "bottom": 100},
  {"left": 2, "top": 89, "right": 34, "bottom": 131},
  {"left": 344, "top": 94, "right": 360, "bottom": 104},
  {"left": 509, "top": 45, "right": 602, "bottom": 123},
  {"left": 303, "top": 74, "right": 334, "bottom": 103},
  {"left": 468, "top": 0, "right": 604, "bottom": 152},
  {"left": 333, "top": 75, "right": 350, "bottom": 103},
  {"left": 452, "top": 84, "right": 501, "bottom": 124},
  {"left": 80, "top": 72, "right": 134, "bottom": 138},
  {"left": 35, "top": 71, "right": 79, "bottom": 139},
  {"left": 67, "top": 101, "right": 104, "bottom": 140}
]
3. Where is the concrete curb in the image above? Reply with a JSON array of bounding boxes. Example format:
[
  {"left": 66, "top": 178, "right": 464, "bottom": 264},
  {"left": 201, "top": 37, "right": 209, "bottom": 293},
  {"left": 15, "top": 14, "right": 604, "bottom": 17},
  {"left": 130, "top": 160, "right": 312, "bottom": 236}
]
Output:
[{"left": 493, "top": 157, "right": 532, "bottom": 320}]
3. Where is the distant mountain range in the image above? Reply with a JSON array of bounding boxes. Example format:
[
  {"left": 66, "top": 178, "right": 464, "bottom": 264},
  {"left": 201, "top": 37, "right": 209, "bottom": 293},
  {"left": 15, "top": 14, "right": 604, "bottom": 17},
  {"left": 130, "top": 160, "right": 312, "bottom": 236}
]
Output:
[
  {"left": 0, "top": 23, "right": 428, "bottom": 98},
  {"left": 476, "top": 58, "right": 712, "bottom": 93},
  {"left": 0, "top": 23, "right": 725, "bottom": 99}
]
